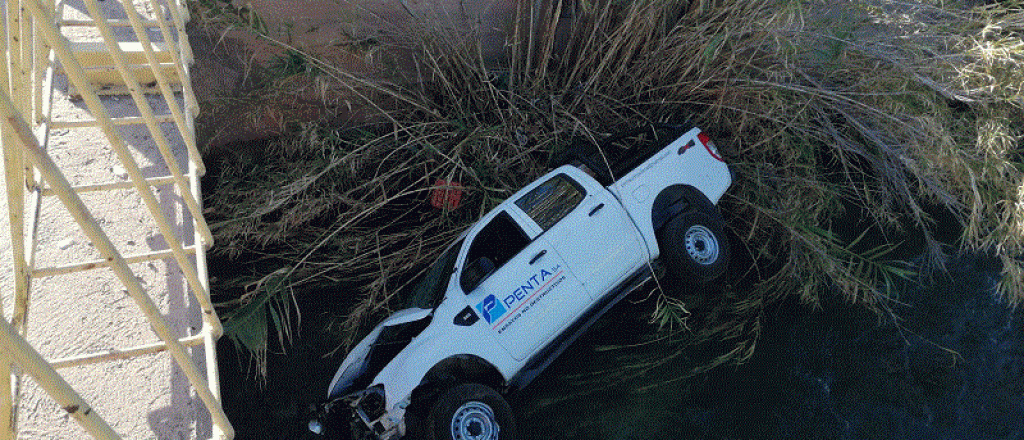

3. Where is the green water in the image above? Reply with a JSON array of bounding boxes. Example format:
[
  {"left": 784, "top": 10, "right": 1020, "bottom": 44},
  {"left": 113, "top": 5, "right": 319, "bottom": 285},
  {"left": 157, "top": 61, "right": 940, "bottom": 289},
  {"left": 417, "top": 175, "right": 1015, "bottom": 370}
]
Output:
[{"left": 217, "top": 253, "right": 1023, "bottom": 439}]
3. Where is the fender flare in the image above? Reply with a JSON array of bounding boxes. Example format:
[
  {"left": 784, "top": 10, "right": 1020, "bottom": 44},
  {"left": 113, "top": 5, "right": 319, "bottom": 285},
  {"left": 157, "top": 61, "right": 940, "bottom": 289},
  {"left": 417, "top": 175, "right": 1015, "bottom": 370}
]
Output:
[
  {"left": 410, "top": 354, "right": 506, "bottom": 406},
  {"left": 651, "top": 184, "right": 716, "bottom": 232}
]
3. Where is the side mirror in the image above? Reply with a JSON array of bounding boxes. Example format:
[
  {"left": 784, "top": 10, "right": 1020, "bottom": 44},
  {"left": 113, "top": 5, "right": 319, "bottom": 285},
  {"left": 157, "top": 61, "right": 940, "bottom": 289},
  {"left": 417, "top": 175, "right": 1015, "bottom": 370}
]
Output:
[{"left": 460, "top": 257, "right": 496, "bottom": 292}]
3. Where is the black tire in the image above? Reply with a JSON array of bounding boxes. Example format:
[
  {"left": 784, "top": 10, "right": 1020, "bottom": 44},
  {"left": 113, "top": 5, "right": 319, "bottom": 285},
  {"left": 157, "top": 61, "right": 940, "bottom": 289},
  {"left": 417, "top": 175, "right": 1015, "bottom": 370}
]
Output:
[
  {"left": 547, "top": 135, "right": 593, "bottom": 168},
  {"left": 658, "top": 210, "right": 729, "bottom": 283},
  {"left": 423, "top": 383, "right": 515, "bottom": 440}
]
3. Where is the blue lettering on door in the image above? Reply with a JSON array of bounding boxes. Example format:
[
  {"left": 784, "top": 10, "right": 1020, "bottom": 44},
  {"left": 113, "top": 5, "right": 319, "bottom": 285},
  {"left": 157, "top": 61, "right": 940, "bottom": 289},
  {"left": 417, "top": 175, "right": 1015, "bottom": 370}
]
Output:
[
  {"left": 503, "top": 268, "right": 553, "bottom": 308},
  {"left": 475, "top": 265, "right": 561, "bottom": 327}
]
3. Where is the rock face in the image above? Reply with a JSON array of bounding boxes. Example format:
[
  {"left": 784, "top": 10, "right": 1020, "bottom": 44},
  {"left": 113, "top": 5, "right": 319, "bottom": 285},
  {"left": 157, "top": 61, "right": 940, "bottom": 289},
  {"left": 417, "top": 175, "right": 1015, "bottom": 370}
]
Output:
[{"left": 238, "top": 0, "right": 515, "bottom": 64}]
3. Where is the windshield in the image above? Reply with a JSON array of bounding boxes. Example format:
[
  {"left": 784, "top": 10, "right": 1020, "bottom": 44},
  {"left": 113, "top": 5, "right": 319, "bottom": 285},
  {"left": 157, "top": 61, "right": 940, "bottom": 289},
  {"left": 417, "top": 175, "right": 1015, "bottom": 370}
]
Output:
[{"left": 404, "top": 239, "right": 464, "bottom": 309}]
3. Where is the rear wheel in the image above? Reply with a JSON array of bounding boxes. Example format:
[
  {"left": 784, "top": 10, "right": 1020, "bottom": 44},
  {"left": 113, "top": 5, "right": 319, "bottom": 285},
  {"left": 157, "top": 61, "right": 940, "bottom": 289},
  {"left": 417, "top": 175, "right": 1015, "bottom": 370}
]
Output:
[
  {"left": 658, "top": 209, "right": 729, "bottom": 284},
  {"left": 423, "top": 383, "right": 515, "bottom": 440}
]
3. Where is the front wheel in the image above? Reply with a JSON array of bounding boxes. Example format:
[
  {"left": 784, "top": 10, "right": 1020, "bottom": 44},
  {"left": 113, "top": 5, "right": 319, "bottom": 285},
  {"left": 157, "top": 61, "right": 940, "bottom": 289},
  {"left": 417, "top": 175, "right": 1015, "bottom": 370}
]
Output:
[
  {"left": 658, "top": 210, "right": 730, "bottom": 283},
  {"left": 423, "top": 383, "right": 515, "bottom": 440}
]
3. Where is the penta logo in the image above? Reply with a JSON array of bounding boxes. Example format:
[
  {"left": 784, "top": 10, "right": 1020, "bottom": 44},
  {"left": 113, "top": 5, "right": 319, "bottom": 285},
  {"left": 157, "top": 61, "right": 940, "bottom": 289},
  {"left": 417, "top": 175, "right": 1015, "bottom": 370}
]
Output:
[
  {"left": 502, "top": 267, "right": 557, "bottom": 309},
  {"left": 476, "top": 294, "right": 506, "bottom": 324},
  {"left": 475, "top": 265, "right": 561, "bottom": 325}
]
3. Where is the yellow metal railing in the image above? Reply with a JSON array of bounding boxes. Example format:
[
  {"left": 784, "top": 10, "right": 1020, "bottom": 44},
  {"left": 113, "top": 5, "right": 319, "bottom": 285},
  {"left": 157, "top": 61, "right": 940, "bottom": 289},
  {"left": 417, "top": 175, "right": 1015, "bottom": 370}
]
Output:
[{"left": 0, "top": 0, "right": 232, "bottom": 437}]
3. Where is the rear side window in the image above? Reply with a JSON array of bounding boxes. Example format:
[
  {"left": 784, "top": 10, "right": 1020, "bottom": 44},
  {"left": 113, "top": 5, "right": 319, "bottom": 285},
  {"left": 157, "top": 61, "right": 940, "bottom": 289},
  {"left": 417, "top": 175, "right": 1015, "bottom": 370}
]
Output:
[{"left": 515, "top": 174, "right": 585, "bottom": 231}]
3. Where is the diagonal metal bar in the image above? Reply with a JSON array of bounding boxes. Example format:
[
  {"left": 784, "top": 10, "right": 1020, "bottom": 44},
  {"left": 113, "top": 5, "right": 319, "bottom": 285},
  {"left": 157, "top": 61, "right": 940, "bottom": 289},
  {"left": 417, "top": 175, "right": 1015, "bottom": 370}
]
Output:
[
  {"left": 145, "top": 0, "right": 199, "bottom": 120},
  {"left": 22, "top": 0, "right": 218, "bottom": 326},
  {"left": 121, "top": 0, "right": 201, "bottom": 172},
  {"left": 0, "top": 353, "right": 11, "bottom": 440},
  {"left": 0, "top": 74, "right": 234, "bottom": 440},
  {"left": 79, "top": 0, "right": 213, "bottom": 247},
  {"left": 0, "top": 317, "right": 120, "bottom": 440}
]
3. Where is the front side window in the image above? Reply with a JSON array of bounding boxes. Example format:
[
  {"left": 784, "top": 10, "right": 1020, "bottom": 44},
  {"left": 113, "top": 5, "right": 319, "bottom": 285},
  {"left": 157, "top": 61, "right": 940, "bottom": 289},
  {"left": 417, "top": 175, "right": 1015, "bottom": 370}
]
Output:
[
  {"left": 515, "top": 174, "right": 586, "bottom": 231},
  {"left": 460, "top": 211, "right": 530, "bottom": 292}
]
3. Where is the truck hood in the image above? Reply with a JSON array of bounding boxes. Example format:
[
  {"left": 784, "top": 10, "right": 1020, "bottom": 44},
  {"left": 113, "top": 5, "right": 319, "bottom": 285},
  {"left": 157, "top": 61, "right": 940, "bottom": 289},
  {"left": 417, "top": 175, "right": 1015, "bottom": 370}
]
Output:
[{"left": 327, "top": 308, "right": 433, "bottom": 399}]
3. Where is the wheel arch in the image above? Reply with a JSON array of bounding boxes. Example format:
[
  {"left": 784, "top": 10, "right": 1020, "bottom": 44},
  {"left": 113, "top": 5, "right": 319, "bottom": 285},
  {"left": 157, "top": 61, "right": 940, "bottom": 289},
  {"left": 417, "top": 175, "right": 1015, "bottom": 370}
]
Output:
[
  {"left": 651, "top": 184, "right": 716, "bottom": 233},
  {"left": 410, "top": 354, "right": 507, "bottom": 405}
]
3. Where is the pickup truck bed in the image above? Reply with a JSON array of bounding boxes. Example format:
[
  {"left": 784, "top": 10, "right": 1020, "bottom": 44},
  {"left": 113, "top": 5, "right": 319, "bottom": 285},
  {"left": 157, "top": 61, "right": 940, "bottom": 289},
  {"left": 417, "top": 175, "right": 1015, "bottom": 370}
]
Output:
[
  {"left": 310, "top": 125, "right": 732, "bottom": 440},
  {"left": 569, "top": 124, "right": 692, "bottom": 186}
]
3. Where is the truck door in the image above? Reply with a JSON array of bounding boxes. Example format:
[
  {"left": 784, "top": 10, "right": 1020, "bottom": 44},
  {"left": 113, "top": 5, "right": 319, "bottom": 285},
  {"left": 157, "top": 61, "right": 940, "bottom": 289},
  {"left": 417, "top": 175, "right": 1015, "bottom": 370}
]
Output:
[
  {"left": 459, "top": 210, "right": 587, "bottom": 361},
  {"left": 514, "top": 170, "right": 647, "bottom": 300}
]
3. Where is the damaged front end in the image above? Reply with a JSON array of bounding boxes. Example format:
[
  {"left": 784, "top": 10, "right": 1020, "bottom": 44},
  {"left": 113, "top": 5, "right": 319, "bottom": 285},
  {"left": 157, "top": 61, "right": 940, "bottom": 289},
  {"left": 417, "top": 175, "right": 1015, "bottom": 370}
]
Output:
[
  {"left": 349, "top": 386, "right": 389, "bottom": 433},
  {"left": 308, "top": 308, "right": 432, "bottom": 439},
  {"left": 309, "top": 385, "right": 405, "bottom": 440}
]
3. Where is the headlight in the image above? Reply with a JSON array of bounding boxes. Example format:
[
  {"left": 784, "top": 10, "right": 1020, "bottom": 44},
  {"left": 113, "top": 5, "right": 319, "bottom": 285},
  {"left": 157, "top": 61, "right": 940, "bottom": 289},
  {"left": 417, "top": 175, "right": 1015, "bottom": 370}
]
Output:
[{"left": 356, "top": 386, "right": 387, "bottom": 422}]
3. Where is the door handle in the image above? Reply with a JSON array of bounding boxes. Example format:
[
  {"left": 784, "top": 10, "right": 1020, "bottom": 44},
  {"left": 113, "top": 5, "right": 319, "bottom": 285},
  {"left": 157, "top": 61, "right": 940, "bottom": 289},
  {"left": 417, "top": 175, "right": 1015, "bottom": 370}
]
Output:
[
  {"left": 588, "top": 203, "right": 605, "bottom": 217},
  {"left": 529, "top": 250, "right": 547, "bottom": 265}
]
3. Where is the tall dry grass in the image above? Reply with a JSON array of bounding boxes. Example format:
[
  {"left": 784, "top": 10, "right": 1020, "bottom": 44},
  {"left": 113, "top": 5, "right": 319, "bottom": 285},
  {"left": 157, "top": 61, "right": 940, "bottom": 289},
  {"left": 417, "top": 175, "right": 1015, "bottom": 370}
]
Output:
[{"left": 196, "top": 0, "right": 1024, "bottom": 373}]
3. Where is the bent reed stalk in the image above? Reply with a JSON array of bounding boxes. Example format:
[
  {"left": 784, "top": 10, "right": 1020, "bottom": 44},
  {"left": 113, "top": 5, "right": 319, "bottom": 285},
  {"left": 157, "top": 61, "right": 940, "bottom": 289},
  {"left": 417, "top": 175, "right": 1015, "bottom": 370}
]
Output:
[{"left": 195, "top": 0, "right": 1024, "bottom": 375}]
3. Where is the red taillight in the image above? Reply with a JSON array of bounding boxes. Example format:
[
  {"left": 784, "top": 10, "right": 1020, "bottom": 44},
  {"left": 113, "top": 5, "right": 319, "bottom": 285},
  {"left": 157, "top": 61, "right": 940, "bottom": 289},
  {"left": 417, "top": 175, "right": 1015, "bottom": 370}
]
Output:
[{"left": 697, "top": 132, "right": 724, "bottom": 162}]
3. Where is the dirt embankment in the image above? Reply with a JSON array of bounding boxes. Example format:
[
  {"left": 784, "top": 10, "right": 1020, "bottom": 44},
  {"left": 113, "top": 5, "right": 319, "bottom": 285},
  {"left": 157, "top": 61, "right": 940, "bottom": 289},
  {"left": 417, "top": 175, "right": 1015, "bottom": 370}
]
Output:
[{"left": 190, "top": 0, "right": 520, "bottom": 150}]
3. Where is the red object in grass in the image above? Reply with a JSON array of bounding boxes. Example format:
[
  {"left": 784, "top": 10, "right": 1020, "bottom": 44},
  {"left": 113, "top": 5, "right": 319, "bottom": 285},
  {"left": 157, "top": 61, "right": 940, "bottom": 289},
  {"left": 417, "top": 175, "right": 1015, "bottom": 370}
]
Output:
[{"left": 430, "top": 179, "right": 464, "bottom": 210}]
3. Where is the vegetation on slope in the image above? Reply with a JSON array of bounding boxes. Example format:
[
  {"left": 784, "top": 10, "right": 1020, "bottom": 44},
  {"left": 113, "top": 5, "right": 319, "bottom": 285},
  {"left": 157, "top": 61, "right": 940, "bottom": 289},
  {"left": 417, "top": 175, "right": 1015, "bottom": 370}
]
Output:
[{"left": 194, "top": 0, "right": 1024, "bottom": 374}]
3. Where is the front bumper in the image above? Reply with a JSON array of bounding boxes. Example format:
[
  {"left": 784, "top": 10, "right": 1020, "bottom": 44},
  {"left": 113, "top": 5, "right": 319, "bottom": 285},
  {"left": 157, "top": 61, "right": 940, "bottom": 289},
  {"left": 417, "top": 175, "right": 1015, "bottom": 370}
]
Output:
[
  {"left": 352, "top": 387, "right": 401, "bottom": 438},
  {"left": 309, "top": 387, "right": 405, "bottom": 440}
]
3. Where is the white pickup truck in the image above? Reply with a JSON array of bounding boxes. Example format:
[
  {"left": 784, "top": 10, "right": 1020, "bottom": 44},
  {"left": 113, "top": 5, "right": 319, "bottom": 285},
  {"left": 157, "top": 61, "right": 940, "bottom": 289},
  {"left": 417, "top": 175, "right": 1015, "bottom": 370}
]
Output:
[{"left": 309, "top": 125, "right": 732, "bottom": 440}]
